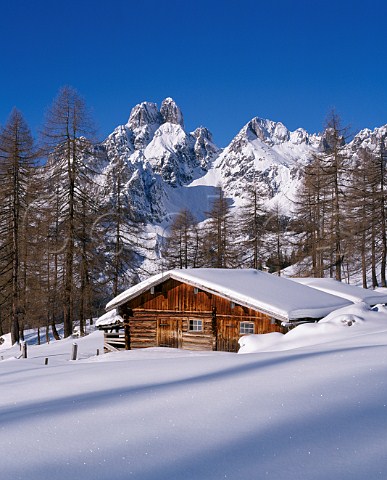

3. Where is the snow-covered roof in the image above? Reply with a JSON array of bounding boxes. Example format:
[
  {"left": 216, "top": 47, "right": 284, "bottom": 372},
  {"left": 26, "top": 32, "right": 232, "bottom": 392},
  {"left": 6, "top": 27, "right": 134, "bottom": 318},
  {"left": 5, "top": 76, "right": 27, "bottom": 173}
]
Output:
[
  {"left": 96, "top": 309, "right": 123, "bottom": 327},
  {"left": 289, "top": 278, "right": 387, "bottom": 306},
  {"left": 106, "top": 269, "right": 352, "bottom": 322}
]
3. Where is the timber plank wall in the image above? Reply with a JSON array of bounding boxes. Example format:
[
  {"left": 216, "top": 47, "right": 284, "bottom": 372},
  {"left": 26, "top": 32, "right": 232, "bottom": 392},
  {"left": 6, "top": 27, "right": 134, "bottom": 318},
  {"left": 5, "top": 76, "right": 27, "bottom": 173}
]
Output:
[{"left": 116, "top": 278, "right": 286, "bottom": 353}]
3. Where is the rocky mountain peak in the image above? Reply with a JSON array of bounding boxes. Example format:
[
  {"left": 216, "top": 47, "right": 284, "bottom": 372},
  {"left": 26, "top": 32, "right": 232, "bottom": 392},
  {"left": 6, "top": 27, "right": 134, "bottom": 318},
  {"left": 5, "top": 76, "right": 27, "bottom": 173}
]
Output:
[
  {"left": 289, "top": 128, "right": 309, "bottom": 145},
  {"left": 247, "top": 118, "right": 290, "bottom": 145},
  {"left": 192, "top": 127, "right": 219, "bottom": 168},
  {"left": 160, "top": 97, "right": 184, "bottom": 128},
  {"left": 350, "top": 125, "right": 387, "bottom": 153},
  {"left": 127, "top": 102, "right": 162, "bottom": 130},
  {"left": 192, "top": 126, "right": 213, "bottom": 142}
]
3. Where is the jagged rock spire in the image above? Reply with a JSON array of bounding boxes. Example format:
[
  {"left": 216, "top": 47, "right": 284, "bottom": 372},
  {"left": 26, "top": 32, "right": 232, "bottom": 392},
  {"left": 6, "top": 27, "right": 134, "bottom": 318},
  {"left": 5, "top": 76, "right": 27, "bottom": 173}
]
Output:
[
  {"left": 160, "top": 97, "right": 184, "bottom": 128},
  {"left": 127, "top": 102, "right": 162, "bottom": 130},
  {"left": 127, "top": 98, "right": 185, "bottom": 130}
]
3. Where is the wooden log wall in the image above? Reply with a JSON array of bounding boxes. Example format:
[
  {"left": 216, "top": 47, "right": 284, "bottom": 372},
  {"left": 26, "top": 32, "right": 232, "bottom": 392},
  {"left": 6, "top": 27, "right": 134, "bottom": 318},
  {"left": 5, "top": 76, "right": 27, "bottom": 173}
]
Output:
[
  {"left": 116, "top": 279, "right": 286, "bottom": 353},
  {"left": 128, "top": 316, "right": 157, "bottom": 349}
]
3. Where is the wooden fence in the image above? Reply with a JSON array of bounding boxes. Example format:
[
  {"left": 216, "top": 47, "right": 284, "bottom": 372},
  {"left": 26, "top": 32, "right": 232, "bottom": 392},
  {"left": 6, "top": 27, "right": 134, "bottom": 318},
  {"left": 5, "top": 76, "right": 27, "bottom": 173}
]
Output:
[{"left": 101, "top": 328, "right": 127, "bottom": 352}]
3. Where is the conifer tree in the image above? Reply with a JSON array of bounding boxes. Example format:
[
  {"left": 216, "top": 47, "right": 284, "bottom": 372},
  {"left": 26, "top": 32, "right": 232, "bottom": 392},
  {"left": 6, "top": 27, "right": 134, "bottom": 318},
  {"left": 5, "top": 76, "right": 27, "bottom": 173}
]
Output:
[
  {"left": 374, "top": 138, "right": 387, "bottom": 286},
  {"left": 293, "top": 111, "right": 350, "bottom": 280},
  {"left": 200, "top": 187, "right": 237, "bottom": 268},
  {"left": 319, "top": 112, "right": 350, "bottom": 281},
  {"left": 0, "top": 109, "right": 36, "bottom": 343},
  {"left": 238, "top": 180, "right": 268, "bottom": 269},
  {"left": 41, "top": 86, "right": 95, "bottom": 337},
  {"left": 345, "top": 142, "right": 387, "bottom": 287},
  {"left": 265, "top": 202, "right": 290, "bottom": 275},
  {"left": 292, "top": 154, "right": 329, "bottom": 276},
  {"left": 345, "top": 149, "right": 373, "bottom": 287},
  {"left": 99, "top": 153, "right": 146, "bottom": 297},
  {"left": 163, "top": 209, "right": 199, "bottom": 269}
]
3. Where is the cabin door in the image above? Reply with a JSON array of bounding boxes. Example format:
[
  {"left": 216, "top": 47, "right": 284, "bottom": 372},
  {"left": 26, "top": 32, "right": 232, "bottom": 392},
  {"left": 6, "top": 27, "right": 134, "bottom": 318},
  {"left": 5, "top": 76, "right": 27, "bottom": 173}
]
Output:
[
  {"left": 217, "top": 321, "right": 239, "bottom": 352},
  {"left": 157, "top": 317, "right": 182, "bottom": 348}
]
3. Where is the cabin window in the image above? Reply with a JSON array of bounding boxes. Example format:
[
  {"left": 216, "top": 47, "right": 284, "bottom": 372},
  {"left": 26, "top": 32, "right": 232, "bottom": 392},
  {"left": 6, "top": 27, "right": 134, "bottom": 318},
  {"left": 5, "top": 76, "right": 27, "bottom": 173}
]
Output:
[
  {"left": 150, "top": 284, "right": 163, "bottom": 295},
  {"left": 189, "top": 319, "right": 203, "bottom": 332},
  {"left": 240, "top": 322, "right": 255, "bottom": 334}
]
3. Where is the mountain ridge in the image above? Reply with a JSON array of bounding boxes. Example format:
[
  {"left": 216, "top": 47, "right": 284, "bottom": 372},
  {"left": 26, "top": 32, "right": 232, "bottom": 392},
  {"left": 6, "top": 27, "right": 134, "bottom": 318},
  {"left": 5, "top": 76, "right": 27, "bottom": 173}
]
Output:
[{"left": 98, "top": 97, "right": 387, "bottom": 223}]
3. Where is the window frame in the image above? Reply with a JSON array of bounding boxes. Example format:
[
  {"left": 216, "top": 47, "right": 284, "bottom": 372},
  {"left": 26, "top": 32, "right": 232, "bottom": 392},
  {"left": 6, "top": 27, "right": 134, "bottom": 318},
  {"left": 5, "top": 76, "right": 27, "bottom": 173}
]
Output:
[
  {"left": 189, "top": 319, "right": 203, "bottom": 332},
  {"left": 239, "top": 321, "right": 255, "bottom": 335}
]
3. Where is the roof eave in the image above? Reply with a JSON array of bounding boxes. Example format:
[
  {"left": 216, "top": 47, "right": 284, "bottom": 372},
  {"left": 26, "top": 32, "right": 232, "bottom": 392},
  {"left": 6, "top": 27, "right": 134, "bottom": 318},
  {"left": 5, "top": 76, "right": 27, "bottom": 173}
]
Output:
[
  {"left": 106, "top": 270, "right": 350, "bottom": 323},
  {"left": 108, "top": 271, "right": 298, "bottom": 322}
]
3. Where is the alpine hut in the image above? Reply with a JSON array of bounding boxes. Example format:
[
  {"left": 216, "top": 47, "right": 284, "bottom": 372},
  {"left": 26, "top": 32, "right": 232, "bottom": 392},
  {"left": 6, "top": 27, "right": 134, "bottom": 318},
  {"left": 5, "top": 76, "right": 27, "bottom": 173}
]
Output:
[{"left": 97, "top": 268, "right": 352, "bottom": 353}]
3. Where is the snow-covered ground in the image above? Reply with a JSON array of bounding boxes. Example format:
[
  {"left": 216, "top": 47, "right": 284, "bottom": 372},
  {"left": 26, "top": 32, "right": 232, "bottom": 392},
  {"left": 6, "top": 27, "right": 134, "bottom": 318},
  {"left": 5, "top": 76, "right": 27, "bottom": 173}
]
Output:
[{"left": 2, "top": 305, "right": 387, "bottom": 479}]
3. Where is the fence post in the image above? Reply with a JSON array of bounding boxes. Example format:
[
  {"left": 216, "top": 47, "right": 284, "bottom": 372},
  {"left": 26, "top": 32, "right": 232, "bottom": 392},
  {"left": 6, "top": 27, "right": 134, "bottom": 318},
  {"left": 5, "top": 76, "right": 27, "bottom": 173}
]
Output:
[
  {"left": 71, "top": 342, "right": 78, "bottom": 361},
  {"left": 22, "top": 342, "right": 27, "bottom": 359}
]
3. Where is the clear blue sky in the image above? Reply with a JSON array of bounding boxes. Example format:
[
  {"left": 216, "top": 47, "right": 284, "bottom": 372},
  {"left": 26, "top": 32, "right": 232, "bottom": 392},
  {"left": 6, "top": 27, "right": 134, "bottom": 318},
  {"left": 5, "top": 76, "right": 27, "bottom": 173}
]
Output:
[{"left": 1, "top": 0, "right": 386, "bottom": 147}]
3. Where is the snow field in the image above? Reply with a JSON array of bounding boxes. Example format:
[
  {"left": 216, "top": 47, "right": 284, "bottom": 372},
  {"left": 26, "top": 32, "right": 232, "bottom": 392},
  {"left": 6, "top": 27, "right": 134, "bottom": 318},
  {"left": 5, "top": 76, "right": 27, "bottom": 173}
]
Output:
[{"left": 1, "top": 305, "right": 387, "bottom": 479}]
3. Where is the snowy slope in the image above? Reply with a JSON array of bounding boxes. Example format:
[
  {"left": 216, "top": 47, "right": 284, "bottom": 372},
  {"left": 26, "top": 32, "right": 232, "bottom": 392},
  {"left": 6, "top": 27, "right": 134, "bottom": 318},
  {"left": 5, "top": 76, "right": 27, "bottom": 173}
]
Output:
[{"left": 2, "top": 306, "right": 387, "bottom": 479}]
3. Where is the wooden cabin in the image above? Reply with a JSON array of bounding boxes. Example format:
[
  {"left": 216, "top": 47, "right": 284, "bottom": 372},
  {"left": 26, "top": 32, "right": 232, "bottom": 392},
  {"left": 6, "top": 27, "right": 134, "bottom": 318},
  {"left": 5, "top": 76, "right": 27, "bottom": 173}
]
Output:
[{"left": 97, "top": 269, "right": 352, "bottom": 353}]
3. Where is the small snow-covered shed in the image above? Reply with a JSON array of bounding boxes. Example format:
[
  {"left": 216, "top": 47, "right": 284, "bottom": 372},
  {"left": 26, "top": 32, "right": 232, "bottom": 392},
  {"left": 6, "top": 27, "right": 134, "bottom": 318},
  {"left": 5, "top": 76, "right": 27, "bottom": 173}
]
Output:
[
  {"left": 97, "top": 269, "right": 352, "bottom": 352},
  {"left": 289, "top": 278, "right": 387, "bottom": 307}
]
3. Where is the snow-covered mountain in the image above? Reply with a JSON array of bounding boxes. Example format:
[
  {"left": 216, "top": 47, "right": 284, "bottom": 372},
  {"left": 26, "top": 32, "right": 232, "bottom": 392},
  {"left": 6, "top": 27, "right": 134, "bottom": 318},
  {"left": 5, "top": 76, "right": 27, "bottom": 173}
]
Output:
[
  {"left": 98, "top": 98, "right": 321, "bottom": 222},
  {"left": 97, "top": 97, "right": 387, "bottom": 223},
  {"left": 98, "top": 98, "right": 219, "bottom": 222},
  {"left": 347, "top": 124, "right": 387, "bottom": 155},
  {"left": 190, "top": 117, "right": 322, "bottom": 209}
]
